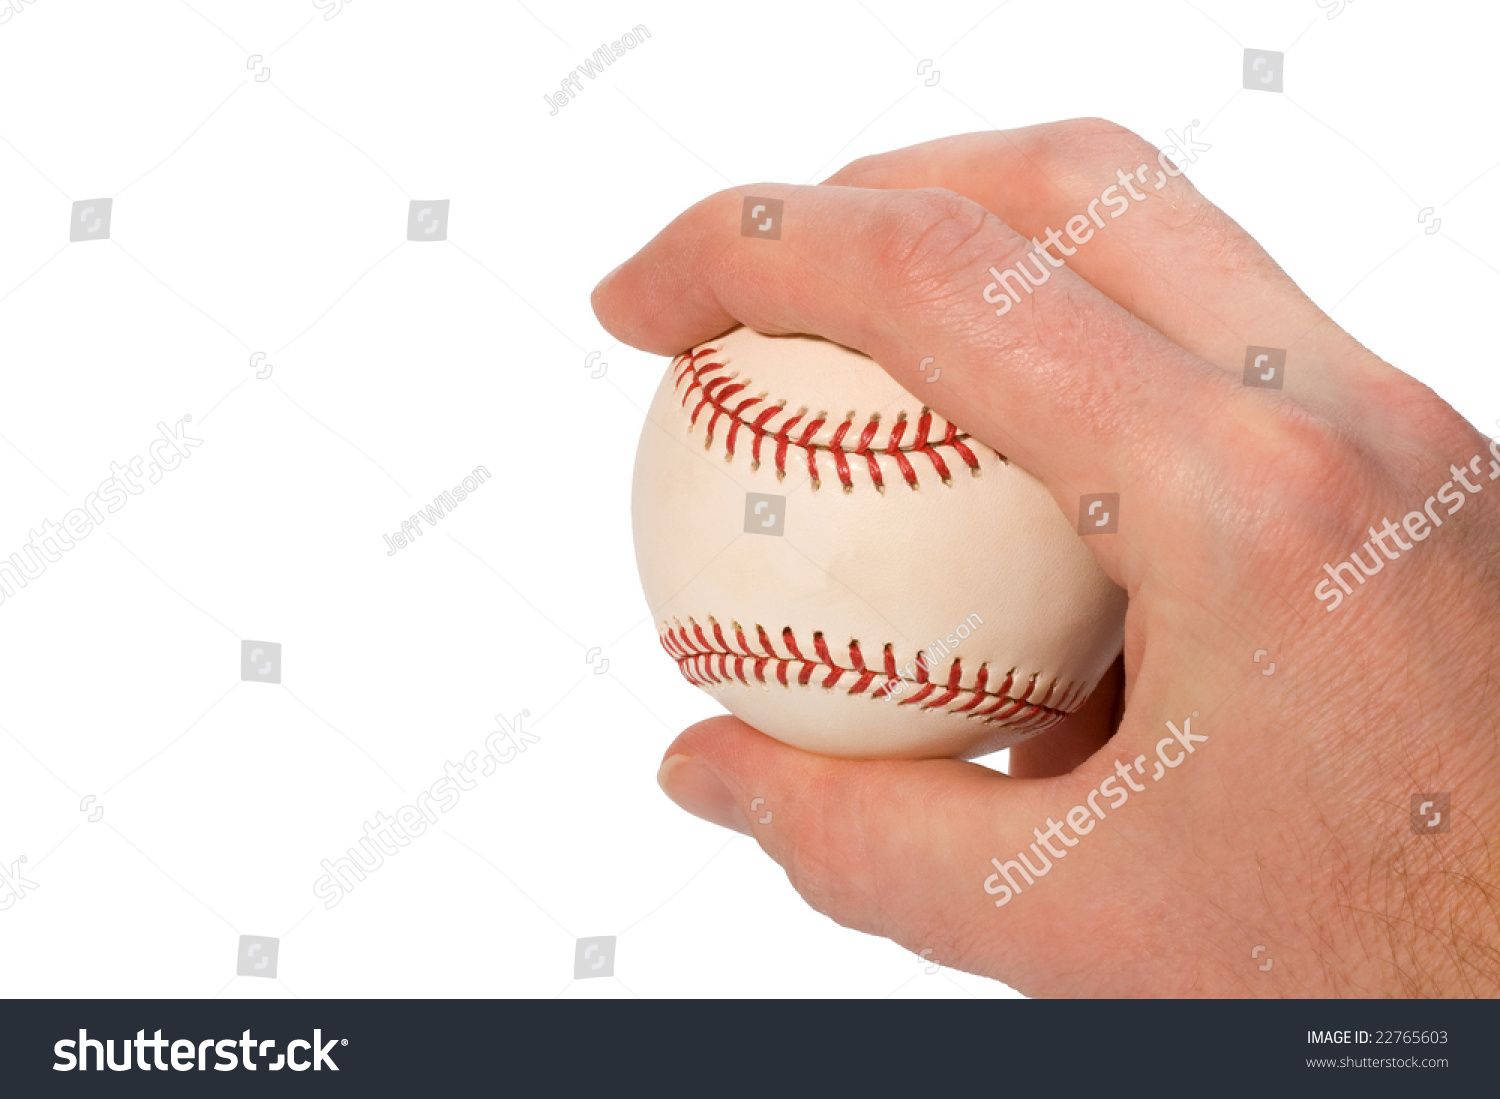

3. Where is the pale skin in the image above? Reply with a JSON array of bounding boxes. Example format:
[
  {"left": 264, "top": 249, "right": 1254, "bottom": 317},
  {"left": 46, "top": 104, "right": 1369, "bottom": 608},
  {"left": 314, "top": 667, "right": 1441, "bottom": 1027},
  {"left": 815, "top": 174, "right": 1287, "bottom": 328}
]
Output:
[{"left": 591, "top": 119, "right": 1500, "bottom": 997}]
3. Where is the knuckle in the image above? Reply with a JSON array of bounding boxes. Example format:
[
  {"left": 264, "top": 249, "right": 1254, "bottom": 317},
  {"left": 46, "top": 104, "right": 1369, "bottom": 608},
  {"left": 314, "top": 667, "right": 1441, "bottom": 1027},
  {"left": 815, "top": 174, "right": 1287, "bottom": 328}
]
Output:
[
  {"left": 1066, "top": 116, "right": 1154, "bottom": 159},
  {"left": 828, "top": 151, "right": 884, "bottom": 186},
  {"left": 894, "top": 185, "right": 980, "bottom": 237},
  {"left": 698, "top": 185, "right": 777, "bottom": 234},
  {"left": 1376, "top": 373, "right": 1492, "bottom": 466},
  {"left": 1017, "top": 118, "right": 1237, "bottom": 250},
  {"left": 1023, "top": 116, "right": 1156, "bottom": 175},
  {"left": 1162, "top": 200, "right": 1267, "bottom": 278},
  {"left": 1223, "top": 396, "right": 1386, "bottom": 544},
  {"left": 870, "top": 188, "right": 1005, "bottom": 303},
  {"left": 1059, "top": 115, "right": 1138, "bottom": 141}
]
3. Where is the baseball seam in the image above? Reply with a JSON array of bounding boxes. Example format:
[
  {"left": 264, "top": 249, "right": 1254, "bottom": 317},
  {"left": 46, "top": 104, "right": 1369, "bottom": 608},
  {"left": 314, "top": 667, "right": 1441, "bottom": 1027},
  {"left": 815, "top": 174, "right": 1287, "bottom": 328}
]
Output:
[
  {"left": 659, "top": 617, "right": 1085, "bottom": 731},
  {"left": 673, "top": 346, "right": 997, "bottom": 492}
]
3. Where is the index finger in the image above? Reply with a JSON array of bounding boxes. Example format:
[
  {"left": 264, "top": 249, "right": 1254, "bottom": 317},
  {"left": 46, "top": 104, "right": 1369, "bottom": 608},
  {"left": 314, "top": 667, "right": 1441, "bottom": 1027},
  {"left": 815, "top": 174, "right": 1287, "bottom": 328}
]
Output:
[{"left": 591, "top": 182, "right": 1249, "bottom": 584}]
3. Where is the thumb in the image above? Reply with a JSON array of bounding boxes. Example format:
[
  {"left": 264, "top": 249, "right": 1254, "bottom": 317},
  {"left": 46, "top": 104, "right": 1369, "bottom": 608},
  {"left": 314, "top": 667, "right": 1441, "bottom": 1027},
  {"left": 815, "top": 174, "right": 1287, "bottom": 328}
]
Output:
[{"left": 655, "top": 714, "right": 1088, "bottom": 979}]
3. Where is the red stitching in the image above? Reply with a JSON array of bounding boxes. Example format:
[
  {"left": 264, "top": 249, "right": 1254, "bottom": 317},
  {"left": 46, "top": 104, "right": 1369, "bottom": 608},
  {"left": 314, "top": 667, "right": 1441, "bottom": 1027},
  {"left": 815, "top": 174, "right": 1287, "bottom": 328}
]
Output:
[
  {"left": 659, "top": 616, "right": 1084, "bottom": 731},
  {"left": 673, "top": 346, "right": 994, "bottom": 492}
]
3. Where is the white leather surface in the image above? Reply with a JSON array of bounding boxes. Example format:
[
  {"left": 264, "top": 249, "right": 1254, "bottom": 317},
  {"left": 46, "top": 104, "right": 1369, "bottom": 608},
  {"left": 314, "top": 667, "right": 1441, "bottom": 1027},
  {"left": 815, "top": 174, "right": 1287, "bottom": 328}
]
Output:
[{"left": 631, "top": 327, "right": 1127, "bottom": 759}]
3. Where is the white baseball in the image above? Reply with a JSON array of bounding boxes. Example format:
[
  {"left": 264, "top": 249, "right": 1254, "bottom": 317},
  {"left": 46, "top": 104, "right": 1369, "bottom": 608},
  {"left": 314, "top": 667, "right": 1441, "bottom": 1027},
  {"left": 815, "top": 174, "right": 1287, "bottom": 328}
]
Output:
[{"left": 631, "top": 327, "right": 1127, "bottom": 760}]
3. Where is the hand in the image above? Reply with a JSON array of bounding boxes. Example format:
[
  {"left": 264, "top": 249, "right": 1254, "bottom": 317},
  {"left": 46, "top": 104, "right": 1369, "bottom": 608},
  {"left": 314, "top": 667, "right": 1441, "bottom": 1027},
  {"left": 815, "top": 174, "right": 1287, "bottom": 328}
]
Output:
[{"left": 591, "top": 119, "right": 1500, "bottom": 997}]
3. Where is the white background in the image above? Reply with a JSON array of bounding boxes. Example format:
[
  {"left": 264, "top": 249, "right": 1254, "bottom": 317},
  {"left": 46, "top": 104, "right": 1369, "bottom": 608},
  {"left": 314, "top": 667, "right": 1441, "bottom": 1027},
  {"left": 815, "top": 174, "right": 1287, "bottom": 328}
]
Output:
[{"left": 0, "top": 0, "right": 1495, "bottom": 999}]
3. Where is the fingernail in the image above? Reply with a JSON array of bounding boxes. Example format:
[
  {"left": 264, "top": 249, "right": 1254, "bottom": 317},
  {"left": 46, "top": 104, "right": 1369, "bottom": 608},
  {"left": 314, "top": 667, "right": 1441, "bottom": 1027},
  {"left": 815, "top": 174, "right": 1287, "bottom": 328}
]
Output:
[{"left": 656, "top": 754, "right": 753, "bottom": 836}]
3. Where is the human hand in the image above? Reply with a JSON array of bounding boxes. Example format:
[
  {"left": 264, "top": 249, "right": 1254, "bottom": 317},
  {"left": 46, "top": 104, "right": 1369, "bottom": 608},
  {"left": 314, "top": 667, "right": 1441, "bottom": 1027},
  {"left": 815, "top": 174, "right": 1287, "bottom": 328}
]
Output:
[{"left": 591, "top": 119, "right": 1500, "bottom": 997}]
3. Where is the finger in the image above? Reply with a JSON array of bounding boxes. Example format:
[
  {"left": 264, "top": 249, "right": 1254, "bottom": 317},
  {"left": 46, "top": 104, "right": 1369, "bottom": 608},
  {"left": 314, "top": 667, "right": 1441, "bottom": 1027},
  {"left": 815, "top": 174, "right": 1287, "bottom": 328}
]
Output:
[
  {"left": 592, "top": 181, "right": 1242, "bottom": 583},
  {"left": 655, "top": 714, "right": 1145, "bottom": 991},
  {"left": 823, "top": 121, "right": 1386, "bottom": 412}
]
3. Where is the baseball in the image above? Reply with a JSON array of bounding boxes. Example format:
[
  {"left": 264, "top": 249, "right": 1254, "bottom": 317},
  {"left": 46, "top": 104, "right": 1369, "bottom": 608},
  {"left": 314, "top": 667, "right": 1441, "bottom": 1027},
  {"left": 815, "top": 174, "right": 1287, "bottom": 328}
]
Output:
[{"left": 631, "top": 326, "right": 1128, "bottom": 760}]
